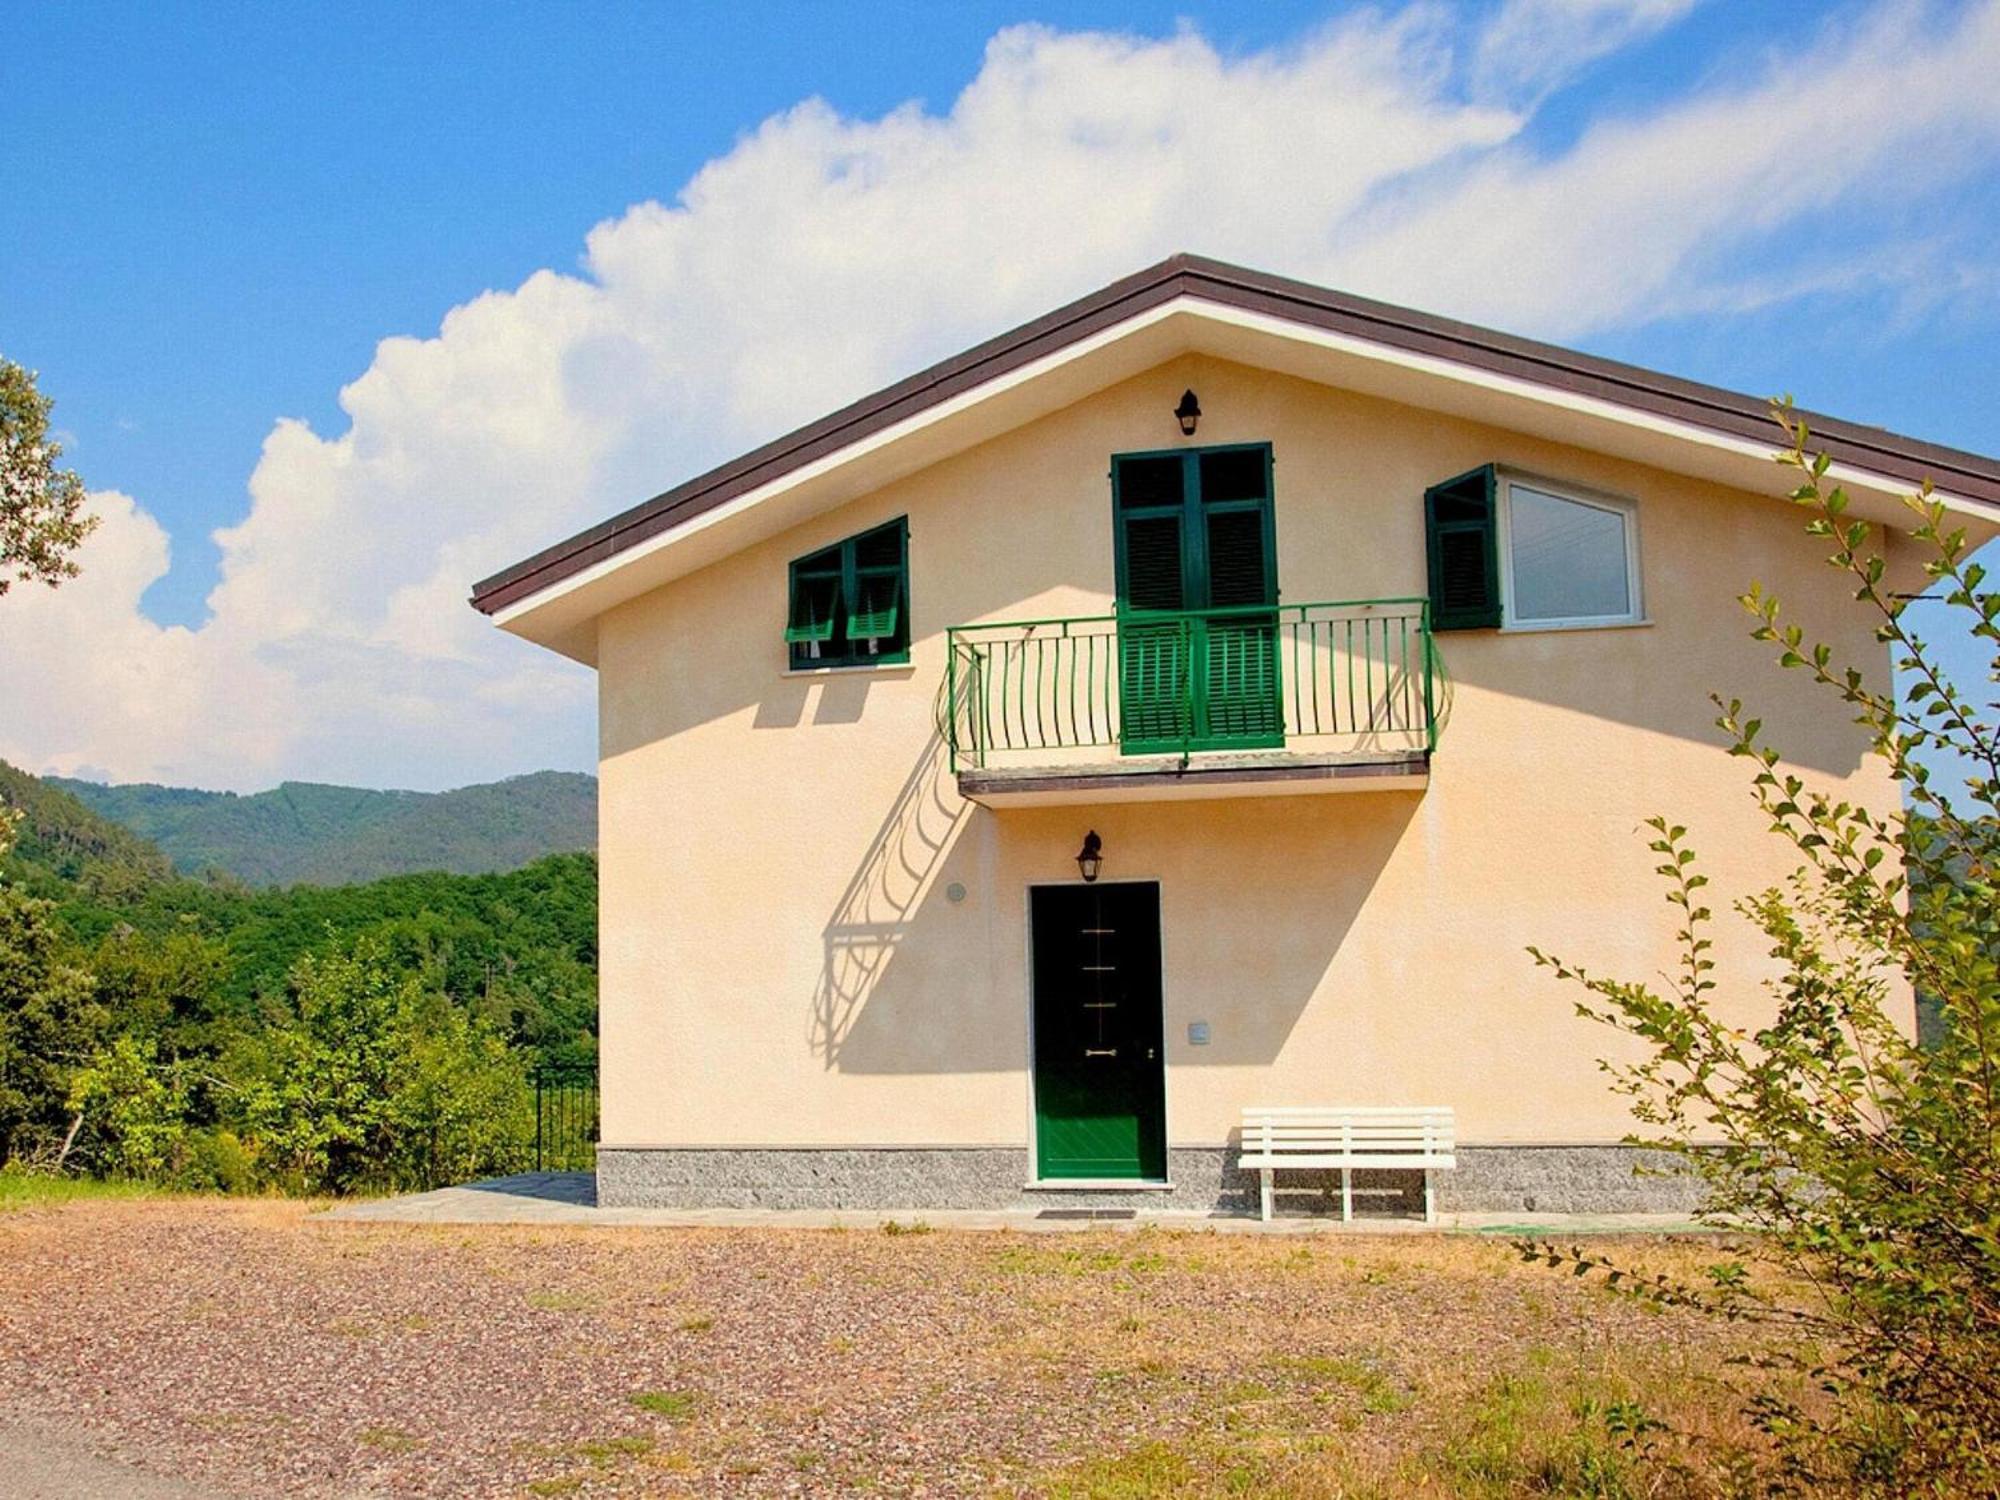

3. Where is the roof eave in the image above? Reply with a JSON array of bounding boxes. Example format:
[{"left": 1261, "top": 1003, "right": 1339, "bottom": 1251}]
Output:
[{"left": 470, "top": 254, "right": 2000, "bottom": 623}]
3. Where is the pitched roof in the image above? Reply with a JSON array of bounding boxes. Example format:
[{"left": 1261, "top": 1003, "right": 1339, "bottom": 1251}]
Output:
[{"left": 470, "top": 252, "right": 2000, "bottom": 618}]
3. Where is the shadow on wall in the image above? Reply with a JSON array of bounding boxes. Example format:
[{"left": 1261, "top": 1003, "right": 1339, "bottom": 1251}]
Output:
[
  {"left": 809, "top": 702, "right": 974, "bottom": 1069},
  {"left": 817, "top": 728, "right": 1423, "bottom": 1075}
]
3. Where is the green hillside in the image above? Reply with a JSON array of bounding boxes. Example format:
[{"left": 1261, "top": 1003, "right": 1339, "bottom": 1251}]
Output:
[
  {"left": 49, "top": 770, "right": 596, "bottom": 886},
  {"left": 0, "top": 759, "right": 174, "bottom": 895},
  {"left": 1, "top": 759, "right": 598, "bottom": 1190}
]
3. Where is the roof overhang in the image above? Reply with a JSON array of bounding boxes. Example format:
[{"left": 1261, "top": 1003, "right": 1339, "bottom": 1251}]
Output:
[{"left": 473, "top": 256, "right": 2000, "bottom": 666}]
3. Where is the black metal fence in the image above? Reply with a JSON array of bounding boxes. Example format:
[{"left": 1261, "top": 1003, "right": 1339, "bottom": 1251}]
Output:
[{"left": 532, "top": 1065, "right": 600, "bottom": 1172}]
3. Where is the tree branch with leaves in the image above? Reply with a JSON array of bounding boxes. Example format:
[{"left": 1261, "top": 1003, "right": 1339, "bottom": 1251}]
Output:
[
  {"left": 0, "top": 358, "right": 95, "bottom": 596},
  {"left": 1526, "top": 404, "right": 2000, "bottom": 1493}
]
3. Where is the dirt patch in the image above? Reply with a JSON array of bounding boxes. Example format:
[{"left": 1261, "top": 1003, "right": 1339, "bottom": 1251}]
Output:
[{"left": 0, "top": 1198, "right": 1767, "bottom": 1496}]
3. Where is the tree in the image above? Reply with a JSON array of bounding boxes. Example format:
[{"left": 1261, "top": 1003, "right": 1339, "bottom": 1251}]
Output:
[
  {"left": 0, "top": 809, "right": 107, "bottom": 1165},
  {"left": 67, "top": 1033, "right": 189, "bottom": 1180},
  {"left": 0, "top": 358, "right": 94, "bottom": 595},
  {"left": 231, "top": 931, "right": 531, "bottom": 1193},
  {"left": 1526, "top": 405, "right": 2000, "bottom": 1493}
]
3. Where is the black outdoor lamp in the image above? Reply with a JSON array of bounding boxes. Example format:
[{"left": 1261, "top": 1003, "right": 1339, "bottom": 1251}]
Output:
[
  {"left": 1174, "top": 389, "right": 1201, "bottom": 436},
  {"left": 1075, "top": 830, "right": 1104, "bottom": 883}
]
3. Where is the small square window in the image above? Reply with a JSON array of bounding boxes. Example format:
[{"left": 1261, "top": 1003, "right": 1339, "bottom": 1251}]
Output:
[
  {"left": 785, "top": 518, "right": 910, "bottom": 669},
  {"left": 1500, "top": 479, "right": 1641, "bottom": 628}
]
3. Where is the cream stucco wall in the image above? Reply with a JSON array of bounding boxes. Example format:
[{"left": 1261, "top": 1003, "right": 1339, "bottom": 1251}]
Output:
[{"left": 593, "top": 354, "right": 1911, "bottom": 1150}]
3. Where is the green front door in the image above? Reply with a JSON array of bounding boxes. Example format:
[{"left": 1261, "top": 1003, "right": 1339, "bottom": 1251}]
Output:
[
  {"left": 1031, "top": 882, "right": 1167, "bottom": 1181},
  {"left": 1112, "top": 443, "right": 1282, "bottom": 754}
]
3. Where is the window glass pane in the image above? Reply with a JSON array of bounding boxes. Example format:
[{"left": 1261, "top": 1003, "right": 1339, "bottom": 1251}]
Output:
[
  {"left": 1508, "top": 486, "right": 1631, "bottom": 621},
  {"left": 796, "top": 543, "right": 842, "bottom": 575},
  {"left": 852, "top": 521, "right": 902, "bottom": 570},
  {"left": 1197, "top": 448, "right": 1266, "bottom": 504},
  {"left": 1117, "top": 455, "right": 1182, "bottom": 510}
]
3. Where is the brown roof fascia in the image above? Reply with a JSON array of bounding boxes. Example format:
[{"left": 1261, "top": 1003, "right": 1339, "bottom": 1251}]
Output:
[{"left": 470, "top": 253, "right": 2000, "bottom": 616}]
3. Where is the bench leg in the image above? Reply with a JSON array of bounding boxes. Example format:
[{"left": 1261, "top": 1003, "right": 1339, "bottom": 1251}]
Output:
[
  {"left": 1260, "top": 1168, "right": 1272, "bottom": 1224},
  {"left": 1341, "top": 1167, "right": 1352, "bottom": 1224},
  {"left": 1424, "top": 1169, "right": 1434, "bottom": 1226}
]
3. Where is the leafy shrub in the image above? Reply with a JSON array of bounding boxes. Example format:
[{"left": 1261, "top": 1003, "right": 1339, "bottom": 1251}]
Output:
[
  {"left": 173, "top": 1127, "right": 257, "bottom": 1193},
  {"left": 0, "top": 823, "right": 104, "bottom": 1165},
  {"left": 1527, "top": 406, "right": 2000, "bottom": 1493},
  {"left": 66, "top": 1033, "right": 188, "bottom": 1179},
  {"left": 232, "top": 931, "right": 533, "bottom": 1194}
]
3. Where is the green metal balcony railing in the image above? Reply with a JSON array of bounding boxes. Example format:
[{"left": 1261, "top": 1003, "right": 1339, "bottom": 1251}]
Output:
[{"left": 945, "top": 598, "right": 1446, "bottom": 774}]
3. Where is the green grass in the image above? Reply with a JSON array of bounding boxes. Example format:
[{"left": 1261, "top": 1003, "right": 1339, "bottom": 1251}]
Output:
[
  {"left": 0, "top": 1169, "right": 160, "bottom": 1211},
  {"left": 628, "top": 1389, "right": 698, "bottom": 1420},
  {"left": 1270, "top": 1353, "right": 1415, "bottom": 1415}
]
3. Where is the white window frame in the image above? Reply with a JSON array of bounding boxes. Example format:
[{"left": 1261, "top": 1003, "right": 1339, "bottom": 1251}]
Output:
[{"left": 1496, "top": 472, "right": 1646, "bottom": 632}]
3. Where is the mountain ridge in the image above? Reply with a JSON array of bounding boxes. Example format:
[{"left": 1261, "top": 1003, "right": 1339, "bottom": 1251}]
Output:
[{"left": 46, "top": 769, "right": 596, "bottom": 887}]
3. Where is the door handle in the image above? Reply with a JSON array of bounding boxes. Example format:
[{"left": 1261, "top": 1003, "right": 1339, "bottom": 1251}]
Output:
[{"left": 1084, "top": 1048, "right": 1117, "bottom": 1058}]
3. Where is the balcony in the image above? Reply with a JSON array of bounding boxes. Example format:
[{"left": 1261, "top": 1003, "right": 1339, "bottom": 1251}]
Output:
[{"left": 945, "top": 598, "right": 1444, "bottom": 805}]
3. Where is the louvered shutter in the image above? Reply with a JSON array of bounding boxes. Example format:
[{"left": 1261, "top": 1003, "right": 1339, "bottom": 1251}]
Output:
[
  {"left": 847, "top": 520, "right": 905, "bottom": 641},
  {"left": 1204, "top": 506, "right": 1269, "bottom": 607},
  {"left": 1114, "top": 457, "right": 1192, "bottom": 748},
  {"left": 1121, "top": 514, "right": 1185, "bottom": 611},
  {"left": 786, "top": 547, "right": 843, "bottom": 644},
  {"left": 786, "top": 519, "right": 909, "bottom": 666},
  {"left": 1425, "top": 466, "right": 1501, "bottom": 630},
  {"left": 1117, "top": 512, "right": 1190, "bottom": 746},
  {"left": 1199, "top": 452, "right": 1281, "bottom": 743}
]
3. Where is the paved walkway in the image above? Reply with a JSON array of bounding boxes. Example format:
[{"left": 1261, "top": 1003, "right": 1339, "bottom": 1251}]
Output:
[
  {"left": 321, "top": 1173, "right": 1711, "bottom": 1235},
  {"left": 1, "top": 1418, "right": 230, "bottom": 1499}
]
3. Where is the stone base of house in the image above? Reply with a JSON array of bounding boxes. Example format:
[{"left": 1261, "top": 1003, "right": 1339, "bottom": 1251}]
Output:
[{"left": 595, "top": 1144, "right": 1702, "bottom": 1216}]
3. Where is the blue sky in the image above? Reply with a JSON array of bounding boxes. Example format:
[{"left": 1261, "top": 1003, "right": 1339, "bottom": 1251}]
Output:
[{"left": 1, "top": 0, "right": 1996, "bottom": 791}]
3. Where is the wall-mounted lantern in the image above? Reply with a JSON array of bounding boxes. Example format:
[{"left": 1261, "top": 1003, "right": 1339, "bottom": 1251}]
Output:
[
  {"left": 1075, "top": 830, "right": 1103, "bottom": 883},
  {"left": 1174, "top": 389, "right": 1201, "bottom": 437}
]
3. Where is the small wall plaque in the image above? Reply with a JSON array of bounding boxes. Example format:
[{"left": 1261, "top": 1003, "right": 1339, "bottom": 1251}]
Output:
[{"left": 1187, "top": 1021, "right": 1210, "bottom": 1046}]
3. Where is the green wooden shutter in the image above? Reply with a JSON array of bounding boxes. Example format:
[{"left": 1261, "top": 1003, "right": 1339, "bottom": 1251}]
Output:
[
  {"left": 785, "top": 520, "right": 909, "bottom": 666},
  {"left": 1120, "top": 513, "right": 1186, "bottom": 610},
  {"left": 1425, "top": 465, "right": 1501, "bottom": 630},
  {"left": 1112, "top": 445, "right": 1281, "bottom": 753},
  {"left": 1114, "top": 457, "right": 1192, "bottom": 750},
  {"left": 846, "top": 572, "right": 900, "bottom": 640},
  {"left": 786, "top": 549, "right": 842, "bottom": 644},
  {"left": 1198, "top": 453, "right": 1281, "bottom": 746},
  {"left": 846, "top": 519, "right": 906, "bottom": 641},
  {"left": 1203, "top": 506, "right": 1269, "bottom": 607}
]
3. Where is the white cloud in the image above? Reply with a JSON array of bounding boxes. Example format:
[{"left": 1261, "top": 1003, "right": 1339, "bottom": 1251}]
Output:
[
  {"left": 1474, "top": 0, "right": 1698, "bottom": 98},
  {"left": 1, "top": 1, "right": 1995, "bottom": 791},
  {"left": 1343, "top": 0, "right": 2000, "bottom": 334}
]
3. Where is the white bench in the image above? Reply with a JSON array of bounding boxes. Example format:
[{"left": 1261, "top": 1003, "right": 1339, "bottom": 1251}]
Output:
[{"left": 1240, "top": 1106, "right": 1456, "bottom": 1223}]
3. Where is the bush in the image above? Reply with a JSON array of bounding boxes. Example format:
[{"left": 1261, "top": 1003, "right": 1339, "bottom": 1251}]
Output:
[
  {"left": 66, "top": 1033, "right": 188, "bottom": 1179},
  {"left": 1527, "top": 406, "right": 2000, "bottom": 1493},
  {"left": 0, "top": 847, "right": 104, "bottom": 1165},
  {"left": 230, "top": 931, "right": 532, "bottom": 1194},
  {"left": 173, "top": 1128, "right": 257, "bottom": 1194}
]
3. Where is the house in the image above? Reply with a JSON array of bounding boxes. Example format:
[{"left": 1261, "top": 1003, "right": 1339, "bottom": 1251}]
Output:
[{"left": 471, "top": 255, "right": 2000, "bottom": 1215}]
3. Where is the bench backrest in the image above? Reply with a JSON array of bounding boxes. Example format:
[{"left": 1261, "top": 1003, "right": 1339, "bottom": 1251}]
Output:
[{"left": 1241, "top": 1106, "right": 1455, "bottom": 1159}]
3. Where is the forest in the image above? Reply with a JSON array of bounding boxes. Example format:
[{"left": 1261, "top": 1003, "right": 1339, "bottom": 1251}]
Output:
[{"left": 0, "top": 759, "right": 596, "bottom": 1194}]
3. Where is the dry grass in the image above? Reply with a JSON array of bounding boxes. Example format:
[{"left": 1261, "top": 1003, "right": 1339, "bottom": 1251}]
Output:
[{"left": 0, "top": 1198, "right": 1784, "bottom": 1496}]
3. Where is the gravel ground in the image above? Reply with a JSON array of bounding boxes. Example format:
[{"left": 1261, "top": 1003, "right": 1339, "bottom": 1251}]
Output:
[{"left": 0, "top": 1199, "right": 1752, "bottom": 1497}]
